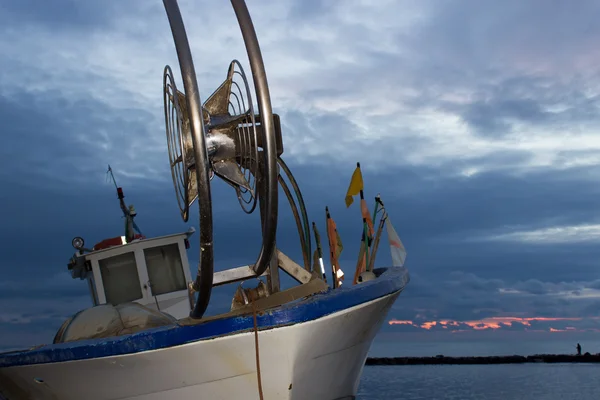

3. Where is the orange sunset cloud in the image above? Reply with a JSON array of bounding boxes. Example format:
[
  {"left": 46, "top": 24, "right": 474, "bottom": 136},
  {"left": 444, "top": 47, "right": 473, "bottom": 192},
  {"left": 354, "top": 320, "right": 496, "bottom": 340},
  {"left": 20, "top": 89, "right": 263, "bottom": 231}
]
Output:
[{"left": 388, "top": 316, "right": 600, "bottom": 332}]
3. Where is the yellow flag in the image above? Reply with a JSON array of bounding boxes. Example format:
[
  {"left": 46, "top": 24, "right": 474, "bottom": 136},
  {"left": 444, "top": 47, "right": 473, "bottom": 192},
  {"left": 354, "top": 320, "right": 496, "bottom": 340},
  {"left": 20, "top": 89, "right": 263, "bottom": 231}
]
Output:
[{"left": 345, "top": 165, "right": 363, "bottom": 207}]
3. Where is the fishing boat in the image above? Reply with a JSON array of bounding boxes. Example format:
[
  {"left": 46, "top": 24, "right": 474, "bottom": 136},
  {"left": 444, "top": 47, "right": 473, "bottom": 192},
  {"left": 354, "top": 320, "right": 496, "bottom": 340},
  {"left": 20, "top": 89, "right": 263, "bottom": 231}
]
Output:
[{"left": 0, "top": 1, "right": 410, "bottom": 399}]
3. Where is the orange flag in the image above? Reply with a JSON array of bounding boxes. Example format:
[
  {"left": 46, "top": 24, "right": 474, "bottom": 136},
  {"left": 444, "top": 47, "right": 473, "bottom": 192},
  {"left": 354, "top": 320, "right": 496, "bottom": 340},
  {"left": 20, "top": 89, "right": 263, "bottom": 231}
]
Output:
[
  {"left": 360, "top": 198, "right": 375, "bottom": 238},
  {"left": 326, "top": 207, "right": 344, "bottom": 287},
  {"left": 353, "top": 241, "right": 367, "bottom": 284}
]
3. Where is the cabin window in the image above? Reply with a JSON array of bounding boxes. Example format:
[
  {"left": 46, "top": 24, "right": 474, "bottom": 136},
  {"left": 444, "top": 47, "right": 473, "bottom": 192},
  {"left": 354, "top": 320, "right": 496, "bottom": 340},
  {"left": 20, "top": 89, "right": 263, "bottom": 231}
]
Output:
[
  {"left": 144, "top": 243, "right": 186, "bottom": 296},
  {"left": 98, "top": 252, "right": 143, "bottom": 305}
]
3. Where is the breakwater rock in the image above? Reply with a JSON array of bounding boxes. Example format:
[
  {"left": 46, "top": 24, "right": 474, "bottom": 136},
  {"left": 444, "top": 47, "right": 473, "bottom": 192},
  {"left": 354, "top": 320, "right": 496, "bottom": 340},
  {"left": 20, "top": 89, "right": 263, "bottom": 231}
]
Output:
[{"left": 365, "top": 353, "right": 600, "bottom": 365}]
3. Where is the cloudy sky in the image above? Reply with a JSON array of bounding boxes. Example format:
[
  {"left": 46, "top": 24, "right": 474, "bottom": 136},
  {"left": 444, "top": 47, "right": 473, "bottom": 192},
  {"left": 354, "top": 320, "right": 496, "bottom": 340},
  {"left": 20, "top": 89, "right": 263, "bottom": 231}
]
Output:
[{"left": 1, "top": 0, "right": 600, "bottom": 354}]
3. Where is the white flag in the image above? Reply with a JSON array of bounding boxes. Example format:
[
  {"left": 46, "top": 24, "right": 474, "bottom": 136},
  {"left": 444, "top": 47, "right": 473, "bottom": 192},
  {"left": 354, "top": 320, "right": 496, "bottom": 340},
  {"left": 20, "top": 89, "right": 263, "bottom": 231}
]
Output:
[{"left": 386, "top": 217, "right": 407, "bottom": 267}]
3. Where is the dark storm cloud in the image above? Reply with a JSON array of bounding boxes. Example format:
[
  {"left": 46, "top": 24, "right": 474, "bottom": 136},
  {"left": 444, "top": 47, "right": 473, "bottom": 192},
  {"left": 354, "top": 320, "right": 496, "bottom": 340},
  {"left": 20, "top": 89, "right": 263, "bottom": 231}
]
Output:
[
  {"left": 275, "top": 0, "right": 600, "bottom": 142},
  {"left": 3, "top": 0, "right": 600, "bottom": 350},
  {"left": 393, "top": 0, "right": 600, "bottom": 137},
  {"left": 0, "top": 0, "right": 116, "bottom": 30},
  {"left": 0, "top": 93, "right": 102, "bottom": 186},
  {"left": 402, "top": 0, "right": 600, "bottom": 74},
  {"left": 286, "top": 0, "right": 335, "bottom": 22},
  {"left": 279, "top": 108, "right": 433, "bottom": 170},
  {"left": 460, "top": 99, "right": 549, "bottom": 137},
  {"left": 440, "top": 84, "right": 600, "bottom": 138},
  {"left": 294, "top": 156, "right": 600, "bottom": 284},
  {"left": 3, "top": 140, "right": 600, "bottom": 345},
  {"left": 0, "top": 90, "right": 167, "bottom": 190},
  {"left": 289, "top": 159, "right": 600, "bottom": 330},
  {"left": 0, "top": 275, "right": 89, "bottom": 301},
  {"left": 385, "top": 269, "right": 600, "bottom": 333}
]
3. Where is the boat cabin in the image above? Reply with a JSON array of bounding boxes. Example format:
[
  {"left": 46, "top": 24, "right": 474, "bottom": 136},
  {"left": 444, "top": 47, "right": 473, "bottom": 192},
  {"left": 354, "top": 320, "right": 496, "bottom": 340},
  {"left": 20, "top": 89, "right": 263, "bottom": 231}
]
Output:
[{"left": 67, "top": 228, "right": 196, "bottom": 319}]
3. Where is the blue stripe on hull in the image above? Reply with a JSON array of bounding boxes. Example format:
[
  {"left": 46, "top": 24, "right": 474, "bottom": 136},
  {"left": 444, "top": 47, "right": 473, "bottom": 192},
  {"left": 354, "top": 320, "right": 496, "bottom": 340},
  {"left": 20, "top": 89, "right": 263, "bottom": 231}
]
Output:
[{"left": 0, "top": 267, "right": 408, "bottom": 368}]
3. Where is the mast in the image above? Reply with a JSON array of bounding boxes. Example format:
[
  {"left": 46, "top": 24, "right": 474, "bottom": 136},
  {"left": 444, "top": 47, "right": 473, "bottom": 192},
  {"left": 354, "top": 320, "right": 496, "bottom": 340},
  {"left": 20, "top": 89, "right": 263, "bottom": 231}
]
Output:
[{"left": 106, "top": 165, "right": 143, "bottom": 243}]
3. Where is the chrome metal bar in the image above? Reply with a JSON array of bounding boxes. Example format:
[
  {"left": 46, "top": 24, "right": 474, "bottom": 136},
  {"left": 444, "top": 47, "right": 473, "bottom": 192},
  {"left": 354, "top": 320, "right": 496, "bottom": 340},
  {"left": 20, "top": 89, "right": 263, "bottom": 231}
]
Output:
[
  {"left": 231, "top": 0, "right": 279, "bottom": 276},
  {"left": 163, "top": 0, "right": 213, "bottom": 319},
  {"left": 213, "top": 265, "right": 268, "bottom": 287},
  {"left": 266, "top": 251, "right": 280, "bottom": 293},
  {"left": 277, "top": 250, "right": 312, "bottom": 284},
  {"left": 258, "top": 161, "right": 280, "bottom": 293}
]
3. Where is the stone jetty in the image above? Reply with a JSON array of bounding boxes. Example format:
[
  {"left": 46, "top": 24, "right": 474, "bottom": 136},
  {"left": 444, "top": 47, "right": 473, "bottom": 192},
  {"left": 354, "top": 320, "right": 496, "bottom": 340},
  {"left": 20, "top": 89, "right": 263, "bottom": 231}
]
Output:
[{"left": 365, "top": 353, "right": 600, "bottom": 365}]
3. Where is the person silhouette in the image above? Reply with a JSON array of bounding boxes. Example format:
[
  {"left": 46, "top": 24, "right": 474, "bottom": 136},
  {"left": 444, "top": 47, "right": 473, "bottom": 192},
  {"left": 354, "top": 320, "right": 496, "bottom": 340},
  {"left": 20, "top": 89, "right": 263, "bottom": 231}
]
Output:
[{"left": 576, "top": 343, "right": 581, "bottom": 356}]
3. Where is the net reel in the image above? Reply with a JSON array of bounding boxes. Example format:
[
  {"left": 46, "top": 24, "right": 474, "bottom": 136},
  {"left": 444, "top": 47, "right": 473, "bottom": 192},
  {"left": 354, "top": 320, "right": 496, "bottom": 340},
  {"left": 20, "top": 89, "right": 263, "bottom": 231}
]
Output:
[
  {"left": 164, "top": 60, "right": 260, "bottom": 220},
  {"left": 162, "top": 0, "right": 279, "bottom": 319}
]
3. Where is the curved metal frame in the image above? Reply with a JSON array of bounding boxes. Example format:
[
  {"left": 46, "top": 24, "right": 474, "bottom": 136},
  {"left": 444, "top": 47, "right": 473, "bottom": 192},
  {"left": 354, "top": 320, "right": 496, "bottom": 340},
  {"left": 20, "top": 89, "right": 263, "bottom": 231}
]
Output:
[
  {"left": 163, "top": 0, "right": 214, "bottom": 318},
  {"left": 163, "top": 65, "right": 193, "bottom": 222},
  {"left": 279, "top": 175, "right": 309, "bottom": 269},
  {"left": 278, "top": 157, "right": 311, "bottom": 266},
  {"left": 163, "top": 0, "right": 279, "bottom": 318},
  {"left": 231, "top": 0, "right": 279, "bottom": 277}
]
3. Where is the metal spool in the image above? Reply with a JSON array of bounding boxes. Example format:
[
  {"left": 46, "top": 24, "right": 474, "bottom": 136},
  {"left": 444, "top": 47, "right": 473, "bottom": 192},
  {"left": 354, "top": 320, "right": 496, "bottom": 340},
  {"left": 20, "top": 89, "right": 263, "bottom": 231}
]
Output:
[
  {"left": 164, "top": 60, "right": 259, "bottom": 219},
  {"left": 162, "top": 0, "right": 279, "bottom": 319}
]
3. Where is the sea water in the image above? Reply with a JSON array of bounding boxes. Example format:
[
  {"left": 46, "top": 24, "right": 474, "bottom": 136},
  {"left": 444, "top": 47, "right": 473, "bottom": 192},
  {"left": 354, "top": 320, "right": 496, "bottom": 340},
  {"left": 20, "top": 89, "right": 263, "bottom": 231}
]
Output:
[
  {"left": 368, "top": 337, "right": 600, "bottom": 358},
  {"left": 359, "top": 336, "right": 600, "bottom": 399},
  {"left": 358, "top": 364, "right": 600, "bottom": 399},
  {"left": 1, "top": 363, "right": 598, "bottom": 400},
  {"left": 1, "top": 365, "right": 597, "bottom": 400}
]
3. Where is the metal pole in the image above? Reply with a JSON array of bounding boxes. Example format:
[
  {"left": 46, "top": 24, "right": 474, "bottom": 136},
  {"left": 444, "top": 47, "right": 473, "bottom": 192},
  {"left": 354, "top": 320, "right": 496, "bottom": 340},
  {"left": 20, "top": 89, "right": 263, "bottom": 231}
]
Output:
[
  {"left": 162, "top": 0, "right": 213, "bottom": 319},
  {"left": 231, "top": 0, "right": 279, "bottom": 276}
]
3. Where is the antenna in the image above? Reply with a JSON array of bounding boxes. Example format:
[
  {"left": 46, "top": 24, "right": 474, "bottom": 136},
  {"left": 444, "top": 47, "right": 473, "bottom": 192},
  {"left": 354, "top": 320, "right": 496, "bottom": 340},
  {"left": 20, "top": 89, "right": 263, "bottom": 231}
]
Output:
[
  {"left": 106, "top": 164, "right": 119, "bottom": 191},
  {"left": 106, "top": 164, "right": 144, "bottom": 242}
]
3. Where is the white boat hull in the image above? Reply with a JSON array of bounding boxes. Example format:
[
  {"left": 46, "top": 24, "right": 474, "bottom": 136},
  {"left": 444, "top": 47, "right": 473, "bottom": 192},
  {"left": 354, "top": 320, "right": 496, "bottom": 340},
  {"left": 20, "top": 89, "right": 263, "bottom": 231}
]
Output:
[{"left": 0, "top": 291, "right": 400, "bottom": 400}]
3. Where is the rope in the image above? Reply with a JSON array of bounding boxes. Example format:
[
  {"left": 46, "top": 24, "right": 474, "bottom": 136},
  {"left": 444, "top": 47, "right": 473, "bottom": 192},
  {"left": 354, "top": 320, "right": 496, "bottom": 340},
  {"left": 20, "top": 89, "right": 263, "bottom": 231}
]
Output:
[{"left": 252, "top": 301, "right": 264, "bottom": 400}]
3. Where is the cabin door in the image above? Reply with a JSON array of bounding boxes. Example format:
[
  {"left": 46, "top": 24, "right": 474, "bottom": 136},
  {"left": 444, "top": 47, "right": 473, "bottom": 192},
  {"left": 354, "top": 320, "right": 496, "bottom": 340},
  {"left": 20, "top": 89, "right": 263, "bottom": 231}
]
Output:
[{"left": 141, "top": 242, "right": 190, "bottom": 316}]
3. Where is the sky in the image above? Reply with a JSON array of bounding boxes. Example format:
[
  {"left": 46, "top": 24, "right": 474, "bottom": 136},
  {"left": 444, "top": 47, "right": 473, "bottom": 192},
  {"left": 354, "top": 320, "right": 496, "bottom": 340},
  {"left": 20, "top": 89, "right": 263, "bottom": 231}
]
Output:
[{"left": 1, "top": 0, "right": 600, "bottom": 355}]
